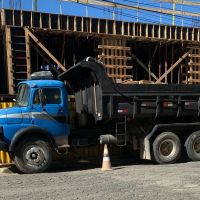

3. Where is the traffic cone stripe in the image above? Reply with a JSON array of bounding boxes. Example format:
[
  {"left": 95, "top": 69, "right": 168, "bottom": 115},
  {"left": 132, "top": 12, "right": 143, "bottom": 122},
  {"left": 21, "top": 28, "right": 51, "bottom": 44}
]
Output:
[
  {"left": 101, "top": 144, "right": 112, "bottom": 171},
  {"left": 103, "top": 157, "right": 110, "bottom": 162}
]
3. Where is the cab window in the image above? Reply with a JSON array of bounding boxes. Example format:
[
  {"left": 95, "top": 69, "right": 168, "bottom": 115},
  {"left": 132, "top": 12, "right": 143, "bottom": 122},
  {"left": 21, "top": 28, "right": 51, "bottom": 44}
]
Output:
[
  {"left": 16, "top": 84, "right": 30, "bottom": 106},
  {"left": 43, "top": 88, "right": 61, "bottom": 104}
]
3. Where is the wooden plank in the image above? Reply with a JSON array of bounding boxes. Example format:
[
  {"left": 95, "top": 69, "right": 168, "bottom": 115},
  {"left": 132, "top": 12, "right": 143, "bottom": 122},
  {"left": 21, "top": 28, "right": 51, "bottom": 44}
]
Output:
[
  {"left": 188, "top": 79, "right": 200, "bottom": 83},
  {"left": 111, "top": 39, "right": 114, "bottom": 78},
  {"left": 155, "top": 50, "right": 191, "bottom": 83},
  {"left": 105, "top": 65, "right": 133, "bottom": 69},
  {"left": 189, "top": 54, "right": 200, "bottom": 58},
  {"left": 192, "top": 28, "right": 194, "bottom": 41},
  {"left": 5, "top": 27, "right": 14, "bottom": 94},
  {"left": 132, "top": 53, "right": 158, "bottom": 81},
  {"left": 0, "top": 10, "right": 5, "bottom": 26},
  {"left": 66, "top": 16, "right": 69, "bottom": 31},
  {"left": 97, "top": 18, "right": 100, "bottom": 34},
  {"left": 133, "top": 23, "right": 135, "bottom": 36},
  {"left": 164, "top": 26, "right": 167, "bottom": 39},
  {"left": 108, "top": 74, "right": 132, "bottom": 78},
  {"left": 128, "top": 22, "right": 130, "bottom": 36},
  {"left": 74, "top": 16, "right": 77, "bottom": 32},
  {"left": 81, "top": 17, "right": 84, "bottom": 32},
  {"left": 39, "top": 13, "right": 42, "bottom": 28},
  {"left": 89, "top": 18, "right": 92, "bottom": 33},
  {"left": 49, "top": 14, "right": 51, "bottom": 29},
  {"left": 31, "top": 11, "right": 33, "bottom": 27},
  {"left": 25, "top": 28, "right": 66, "bottom": 72},
  {"left": 25, "top": 29, "right": 31, "bottom": 79},
  {"left": 12, "top": 10, "right": 14, "bottom": 26},
  {"left": 187, "top": 46, "right": 200, "bottom": 50},
  {"left": 98, "top": 55, "right": 132, "bottom": 60},
  {"left": 98, "top": 45, "right": 131, "bottom": 50},
  {"left": 20, "top": 10, "right": 23, "bottom": 27},
  {"left": 119, "top": 40, "right": 123, "bottom": 80},
  {"left": 188, "top": 71, "right": 200, "bottom": 74}
]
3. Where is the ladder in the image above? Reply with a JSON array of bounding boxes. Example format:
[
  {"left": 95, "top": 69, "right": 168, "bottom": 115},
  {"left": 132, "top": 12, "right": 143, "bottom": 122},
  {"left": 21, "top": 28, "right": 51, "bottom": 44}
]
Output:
[
  {"left": 4, "top": 26, "right": 31, "bottom": 94},
  {"left": 116, "top": 116, "right": 127, "bottom": 146}
]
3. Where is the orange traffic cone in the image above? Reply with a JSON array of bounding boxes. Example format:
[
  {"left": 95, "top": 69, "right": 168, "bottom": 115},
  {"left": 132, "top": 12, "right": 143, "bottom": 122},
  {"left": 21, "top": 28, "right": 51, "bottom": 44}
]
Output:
[{"left": 101, "top": 144, "right": 112, "bottom": 171}]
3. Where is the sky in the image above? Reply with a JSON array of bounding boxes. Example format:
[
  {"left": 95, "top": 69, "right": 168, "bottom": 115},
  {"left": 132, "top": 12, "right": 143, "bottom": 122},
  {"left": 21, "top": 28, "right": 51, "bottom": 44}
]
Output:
[{"left": 0, "top": 0, "right": 200, "bottom": 27}]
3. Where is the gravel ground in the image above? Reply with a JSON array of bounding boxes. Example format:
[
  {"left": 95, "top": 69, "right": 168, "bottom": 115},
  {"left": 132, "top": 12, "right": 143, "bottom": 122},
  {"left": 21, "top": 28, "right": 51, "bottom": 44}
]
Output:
[{"left": 0, "top": 158, "right": 200, "bottom": 200}]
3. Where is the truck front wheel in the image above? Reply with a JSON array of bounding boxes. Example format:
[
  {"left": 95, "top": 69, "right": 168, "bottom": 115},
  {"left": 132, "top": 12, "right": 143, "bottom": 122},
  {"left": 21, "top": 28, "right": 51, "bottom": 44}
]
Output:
[
  {"left": 14, "top": 138, "right": 52, "bottom": 173},
  {"left": 185, "top": 131, "right": 200, "bottom": 161},
  {"left": 152, "top": 132, "right": 181, "bottom": 164}
]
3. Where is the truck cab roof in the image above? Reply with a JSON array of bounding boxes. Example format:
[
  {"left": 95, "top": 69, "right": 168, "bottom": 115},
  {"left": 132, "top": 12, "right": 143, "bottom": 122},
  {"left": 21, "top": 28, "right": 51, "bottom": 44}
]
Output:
[{"left": 18, "top": 79, "right": 65, "bottom": 88}]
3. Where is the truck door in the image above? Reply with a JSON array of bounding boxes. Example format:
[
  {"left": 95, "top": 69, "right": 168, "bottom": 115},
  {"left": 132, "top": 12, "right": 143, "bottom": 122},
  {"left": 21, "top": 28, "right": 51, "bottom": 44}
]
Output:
[{"left": 31, "top": 87, "right": 69, "bottom": 144}]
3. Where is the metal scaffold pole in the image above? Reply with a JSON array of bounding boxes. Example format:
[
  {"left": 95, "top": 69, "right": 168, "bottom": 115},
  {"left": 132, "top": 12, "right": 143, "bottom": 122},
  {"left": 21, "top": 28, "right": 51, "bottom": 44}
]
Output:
[
  {"left": 32, "top": 0, "right": 38, "bottom": 11},
  {"left": 172, "top": 2, "right": 176, "bottom": 26},
  {"left": 136, "top": 0, "right": 139, "bottom": 22},
  {"left": 60, "top": 0, "right": 63, "bottom": 14}
]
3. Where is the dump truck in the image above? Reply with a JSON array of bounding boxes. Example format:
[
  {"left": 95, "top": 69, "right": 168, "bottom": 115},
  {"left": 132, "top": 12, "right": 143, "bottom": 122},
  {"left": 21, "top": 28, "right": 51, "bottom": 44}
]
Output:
[{"left": 0, "top": 57, "right": 200, "bottom": 173}]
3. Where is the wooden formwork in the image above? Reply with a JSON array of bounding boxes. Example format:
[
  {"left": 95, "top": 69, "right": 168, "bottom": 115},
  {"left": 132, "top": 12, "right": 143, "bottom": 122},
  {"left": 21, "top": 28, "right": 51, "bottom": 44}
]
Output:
[
  {"left": 188, "top": 46, "right": 200, "bottom": 83},
  {"left": 1, "top": 8, "right": 200, "bottom": 91},
  {"left": 1, "top": 9, "right": 200, "bottom": 43},
  {"left": 98, "top": 38, "right": 132, "bottom": 82}
]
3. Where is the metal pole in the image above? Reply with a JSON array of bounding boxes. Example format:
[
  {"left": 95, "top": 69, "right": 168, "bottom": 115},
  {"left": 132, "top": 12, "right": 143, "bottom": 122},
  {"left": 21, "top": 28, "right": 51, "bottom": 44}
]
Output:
[
  {"left": 86, "top": 5, "right": 88, "bottom": 17},
  {"left": 32, "top": 0, "right": 34, "bottom": 11},
  {"left": 159, "top": 1, "right": 162, "bottom": 24},
  {"left": 136, "top": 0, "right": 139, "bottom": 22},
  {"left": 60, "top": 0, "right": 63, "bottom": 14},
  {"left": 32, "top": 0, "right": 38, "bottom": 11},
  {"left": 35, "top": 0, "right": 38, "bottom": 11},
  {"left": 172, "top": 2, "right": 176, "bottom": 25},
  {"left": 181, "top": 0, "right": 183, "bottom": 26},
  {"left": 18, "top": 0, "right": 22, "bottom": 10},
  {"left": 112, "top": 0, "right": 115, "bottom": 20}
]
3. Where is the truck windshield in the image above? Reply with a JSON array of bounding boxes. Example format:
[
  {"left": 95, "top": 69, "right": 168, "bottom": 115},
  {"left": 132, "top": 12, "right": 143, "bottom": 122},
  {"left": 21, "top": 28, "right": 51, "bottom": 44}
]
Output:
[{"left": 16, "top": 84, "right": 30, "bottom": 106}]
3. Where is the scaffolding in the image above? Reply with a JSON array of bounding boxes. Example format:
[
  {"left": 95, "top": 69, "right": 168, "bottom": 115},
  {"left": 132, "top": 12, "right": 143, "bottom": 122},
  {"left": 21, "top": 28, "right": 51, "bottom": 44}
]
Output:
[{"left": 1, "top": 9, "right": 200, "bottom": 95}]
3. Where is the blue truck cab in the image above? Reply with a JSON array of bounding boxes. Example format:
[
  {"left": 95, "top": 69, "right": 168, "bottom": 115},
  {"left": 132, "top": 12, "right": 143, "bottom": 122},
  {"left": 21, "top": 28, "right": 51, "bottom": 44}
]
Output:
[{"left": 0, "top": 79, "right": 70, "bottom": 173}]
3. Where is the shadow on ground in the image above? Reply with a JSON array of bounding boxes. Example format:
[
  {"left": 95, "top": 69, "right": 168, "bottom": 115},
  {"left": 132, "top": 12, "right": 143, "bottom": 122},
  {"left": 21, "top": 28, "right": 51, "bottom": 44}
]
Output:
[
  {"left": 46, "top": 155, "right": 154, "bottom": 173},
  {"left": 5, "top": 151, "right": 190, "bottom": 174}
]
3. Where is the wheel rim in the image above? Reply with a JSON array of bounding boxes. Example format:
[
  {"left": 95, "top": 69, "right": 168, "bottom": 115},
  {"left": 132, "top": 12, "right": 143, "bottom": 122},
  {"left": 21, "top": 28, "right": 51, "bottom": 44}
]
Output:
[
  {"left": 159, "top": 139, "right": 176, "bottom": 158},
  {"left": 193, "top": 137, "right": 200, "bottom": 154},
  {"left": 24, "top": 146, "right": 46, "bottom": 167}
]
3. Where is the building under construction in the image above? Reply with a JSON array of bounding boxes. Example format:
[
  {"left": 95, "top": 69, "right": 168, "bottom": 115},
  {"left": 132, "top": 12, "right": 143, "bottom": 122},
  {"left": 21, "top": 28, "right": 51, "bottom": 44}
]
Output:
[{"left": 0, "top": 8, "right": 200, "bottom": 96}]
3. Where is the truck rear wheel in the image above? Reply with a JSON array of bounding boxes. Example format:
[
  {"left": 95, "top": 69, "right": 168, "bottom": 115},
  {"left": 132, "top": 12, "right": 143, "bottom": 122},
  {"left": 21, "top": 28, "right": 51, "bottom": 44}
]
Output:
[
  {"left": 185, "top": 131, "right": 200, "bottom": 161},
  {"left": 14, "top": 138, "right": 52, "bottom": 173},
  {"left": 152, "top": 132, "right": 181, "bottom": 164}
]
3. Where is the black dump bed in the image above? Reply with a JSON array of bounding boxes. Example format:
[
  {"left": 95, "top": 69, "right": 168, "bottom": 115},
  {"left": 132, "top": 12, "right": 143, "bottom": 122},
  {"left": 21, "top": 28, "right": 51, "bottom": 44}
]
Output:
[{"left": 59, "top": 57, "right": 200, "bottom": 121}]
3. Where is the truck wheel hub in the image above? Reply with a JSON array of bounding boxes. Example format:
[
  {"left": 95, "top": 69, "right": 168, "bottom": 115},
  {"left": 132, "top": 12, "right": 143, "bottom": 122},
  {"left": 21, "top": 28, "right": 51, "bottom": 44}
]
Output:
[
  {"left": 193, "top": 138, "right": 200, "bottom": 154},
  {"left": 25, "top": 147, "right": 44, "bottom": 164},
  {"left": 159, "top": 139, "right": 176, "bottom": 157}
]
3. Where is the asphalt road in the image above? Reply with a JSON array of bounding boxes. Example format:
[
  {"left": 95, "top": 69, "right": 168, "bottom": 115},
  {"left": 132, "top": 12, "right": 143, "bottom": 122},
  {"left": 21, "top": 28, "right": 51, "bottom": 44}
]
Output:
[{"left": 0, "top": 159, "right": 200, "bottom": 200}]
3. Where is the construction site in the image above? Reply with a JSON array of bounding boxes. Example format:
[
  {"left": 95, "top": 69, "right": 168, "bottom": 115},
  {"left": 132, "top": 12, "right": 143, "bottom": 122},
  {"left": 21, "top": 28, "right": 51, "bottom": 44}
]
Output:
[
  {"left": 0, "top": 0, "right": 200, "bottom": 97},
  {"left": 0, "top": 0, "right": 200, "bottom": 168}
]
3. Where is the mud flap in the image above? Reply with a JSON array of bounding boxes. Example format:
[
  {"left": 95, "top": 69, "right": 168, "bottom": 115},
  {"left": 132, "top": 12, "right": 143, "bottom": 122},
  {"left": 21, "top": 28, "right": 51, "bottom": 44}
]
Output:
[{"left": 140, "top": 137, "right": 151, "bottom": 160}]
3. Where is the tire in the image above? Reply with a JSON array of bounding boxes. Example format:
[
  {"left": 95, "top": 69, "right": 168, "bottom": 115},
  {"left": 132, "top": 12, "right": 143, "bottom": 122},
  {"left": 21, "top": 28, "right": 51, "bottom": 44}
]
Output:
[
  {"left": 185, "top": 131, "right": 200, "bottom": 161},
  {"left": 14, "top": 138, "right": 52, "bottom": 174},
  {"left": 152, "top": 132, "right": 181, "bottom": 164}
]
